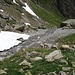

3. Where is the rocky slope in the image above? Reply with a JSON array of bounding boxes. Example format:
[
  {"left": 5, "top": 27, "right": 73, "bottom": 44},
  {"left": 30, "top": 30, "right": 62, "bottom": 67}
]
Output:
[
  {"left": 0, "top": 0, "right": 75, "bottom": 31},
  {"left": 0, "top": 0, "right": 47, "bottom": 32},
  {"left": 0, "top": 42, "right": 75, "bottom": 75},
  {"left": 56, "top": 0, "right": 75, "bottom": 18},
  {"left": 32, "top": 0, "right": 75, "bottom": 19},
  {"left": 0, "top": 0, "right": 75, "bottom": 75},
  {"left": 0, "top": 0, "right": 64, "bottom": 32}
]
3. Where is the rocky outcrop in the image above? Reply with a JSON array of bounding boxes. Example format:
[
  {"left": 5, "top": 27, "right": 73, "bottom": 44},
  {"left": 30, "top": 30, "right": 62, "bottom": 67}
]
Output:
[
  {"left": 32, "top": 0, "right": 75, "bottom": 18},
  {"left": 0, "top": 69, "right": 7, "bottom": 75},
  {"left": 31, "top": 0, "right": 57, "bottom": 11},
  {"left": 61, "top": 19, "right": 75, "bottom": 29},
  {"left": 56, "top": 0, "right": 75, "bottom": 18},
  {"left": 45, "top": 50, "right": 63, "bottom": 62},
  {"left": 19, "top": 59, "right": 32, "bottom": 68}
]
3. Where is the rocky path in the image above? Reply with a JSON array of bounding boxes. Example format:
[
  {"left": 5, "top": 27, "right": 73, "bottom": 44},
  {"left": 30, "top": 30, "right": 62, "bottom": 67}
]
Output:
[{"left": 0, "top": 28, "right": 75, "bottom": 60}]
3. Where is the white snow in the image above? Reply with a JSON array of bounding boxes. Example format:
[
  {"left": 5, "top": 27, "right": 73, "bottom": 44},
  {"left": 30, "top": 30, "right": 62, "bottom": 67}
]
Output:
[
  {"left": 22, "top": 3, "right": 39, "bottom": 18},
  {"left": 0, "top": 31, "right": 30, "bottom": 51},
  {"left": 21, "top": 13, "right": 24, "bottom": 15},
  {"left": 25, "top": 23, "right": 31, "bottom": 26},
  {"left": 0, "top": 9, "right": 3, "bottom": 12},
  {"left": 13, "top": 0, "right": 18, "bottom": 5}
]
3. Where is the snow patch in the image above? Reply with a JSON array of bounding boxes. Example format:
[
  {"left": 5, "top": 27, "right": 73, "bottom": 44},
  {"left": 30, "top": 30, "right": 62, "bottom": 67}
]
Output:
[
  {"left": 13, "top": 0, "right": 19, "bottom": 5},
  {"left": 22, "top": 13, "right": 24, "bottom": 15},
  {"left": 0, "top": 9, "right": 3, "bottom": 12},
  {"left": 22, "top": 3, "right": 39, "bottom": 18},
  {"left": 25, "top": 23, "right": 31, "bottom": 26},
  {"left": 0, "top": 31, "right": 30, "bottom": 51}
]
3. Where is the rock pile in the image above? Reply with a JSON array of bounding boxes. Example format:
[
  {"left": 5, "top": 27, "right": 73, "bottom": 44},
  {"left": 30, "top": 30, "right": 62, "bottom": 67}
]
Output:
[{"left": 61, "top": 19, "right": 75, "bottom": 29}]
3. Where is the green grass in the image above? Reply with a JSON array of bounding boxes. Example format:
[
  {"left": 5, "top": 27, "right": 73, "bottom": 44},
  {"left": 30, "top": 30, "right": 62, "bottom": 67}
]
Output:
[
  {"left": 29, "top": 0, "right": 64, "bottom": 27},
  {"left": 3, "top": 0, "right": 65, "bottom": 28},
  {"left": 31, "top": 59, "right": 62, "bottom": 75},
  {"left": 0, "top": 48, "right": 60, "bottom": 75},
  {"left": 58, "top": 33, "right": 75, "bottom": 45},
  {"left": 0, "top": 55, "right": 24, "bottom": 75},
  {"left": 0, "top": 48, "right": 75, "bottom": 75}
]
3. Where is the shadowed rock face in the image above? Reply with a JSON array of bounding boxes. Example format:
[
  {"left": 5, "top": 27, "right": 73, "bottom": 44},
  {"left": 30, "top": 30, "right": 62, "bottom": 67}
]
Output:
[
  {"left": 32, "top": 0, "right": 75, "bottom": 18},
  {"left": 31, "top": 0, "right": 56, "bottom": 11},
  {"left": 56, "top": 0, "right": 75, "bottom": 18}
]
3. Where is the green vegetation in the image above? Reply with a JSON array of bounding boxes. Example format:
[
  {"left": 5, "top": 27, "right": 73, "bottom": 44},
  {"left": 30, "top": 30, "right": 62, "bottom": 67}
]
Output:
[
  {"left": 0, "top": 0, "right": 75, "bottom": 75},
  {"left": 0, "top": 50, "right": 26, "bottom": 75},
  {"left": 29, "top": 0, "right": 64, "bottom": 27},
  {"left": 58, "top": 33, "right": 75, "bottom": 45},
  {"left": 0, "top": 48, "right": 75, "bottom": 75},
  {"left": 31, "top": 60, "right": 62, "bottom": 75},
  {"left": 62, "top": 50, "right": 75, "bottom": 66},
  {"left": 3, "top": 0, "right": 65, "bottom": 27},
  {"left": 31, "top": 0, "right": 58, "bottom": 12}
]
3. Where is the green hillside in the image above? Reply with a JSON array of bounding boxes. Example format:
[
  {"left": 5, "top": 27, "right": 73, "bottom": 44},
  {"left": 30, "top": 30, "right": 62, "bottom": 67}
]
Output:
[{"left": 29, "top": 0, "right": 64, "bottom": 27}]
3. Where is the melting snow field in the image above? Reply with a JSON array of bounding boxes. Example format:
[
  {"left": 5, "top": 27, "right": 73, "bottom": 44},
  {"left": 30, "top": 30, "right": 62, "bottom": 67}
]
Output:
[
  {"left": 22, "top": 3, "right": 39, "bottom": 18},
  {"left": 0, "top": 31, "right": 30, "bottom": 51},
  {"left": 13, "top": 0, "right": 39, "bottom": 18}
]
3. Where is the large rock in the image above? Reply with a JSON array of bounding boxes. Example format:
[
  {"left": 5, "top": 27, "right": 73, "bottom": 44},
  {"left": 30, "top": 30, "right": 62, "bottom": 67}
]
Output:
[
  {"left": 0, "top": 69, "right": 7, "bottom": 75},
  {"left": 56, "top": 0, "right": 75, "bottom": 18},
  {"left": 4, "top": 24, "right": 13, "bottom": 31},
  {"left": 19, "top": 59, "right": 32, "bottom": 68},
  {"left": 45, "top": 50, "right": 63, "bottom": 62},
  {"left": 58, "top": 71, "right": 67, "bottom": 75},
  {"left": 51, "top": 44, "right": 58, "bottom": 49},
  {"left": 62, "top": 67, "right": 71, "bottom": 71},
  {"left": 72, "top": 45, "right": 75, "bottom": 49},
  {"left": 60, "top": 19, "right": 75, "bottom": 29},
  {"left": 25, "top": 70, "right": 32, "bottom": 75},
  {"left": 30, "top": 57, "right": 42, "bottom": 61},
  {"left": 61, "top": 45, "right": 70, "bottom": 50},
  {"left": 60, "top": 59, "right": 68, "bottom": 65},
  {"left": 29, "top": 51, "right": 40, "bottom": 58},
  {"left": 14, "top": 25, "right": 25, "bottom": 32},
  {"left": 18, "top": 68, "right": 24, "bottom": 73}
]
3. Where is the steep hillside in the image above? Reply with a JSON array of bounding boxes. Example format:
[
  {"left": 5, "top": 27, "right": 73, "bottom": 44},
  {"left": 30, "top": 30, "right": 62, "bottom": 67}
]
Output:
[
  {"left": 56, "top": 0, "right": 75, "bottom": 18},
  {"left": 32, "top": 0, "right": 75, "bottom": 19},
  {"left": 0, "top": 0, "right": 47, "bottom": 32},
  {"left": 0, "top": 1, "right": 75, "bottom": 75},
  {"left": 0, "top": 0, "right": 65, "bottom": 32},
  {"left": 31, "top": 0, "right": 57, "bottom": 11},
  {"left": 30, "top": 0, "right": 64, "bottom": 27}
]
